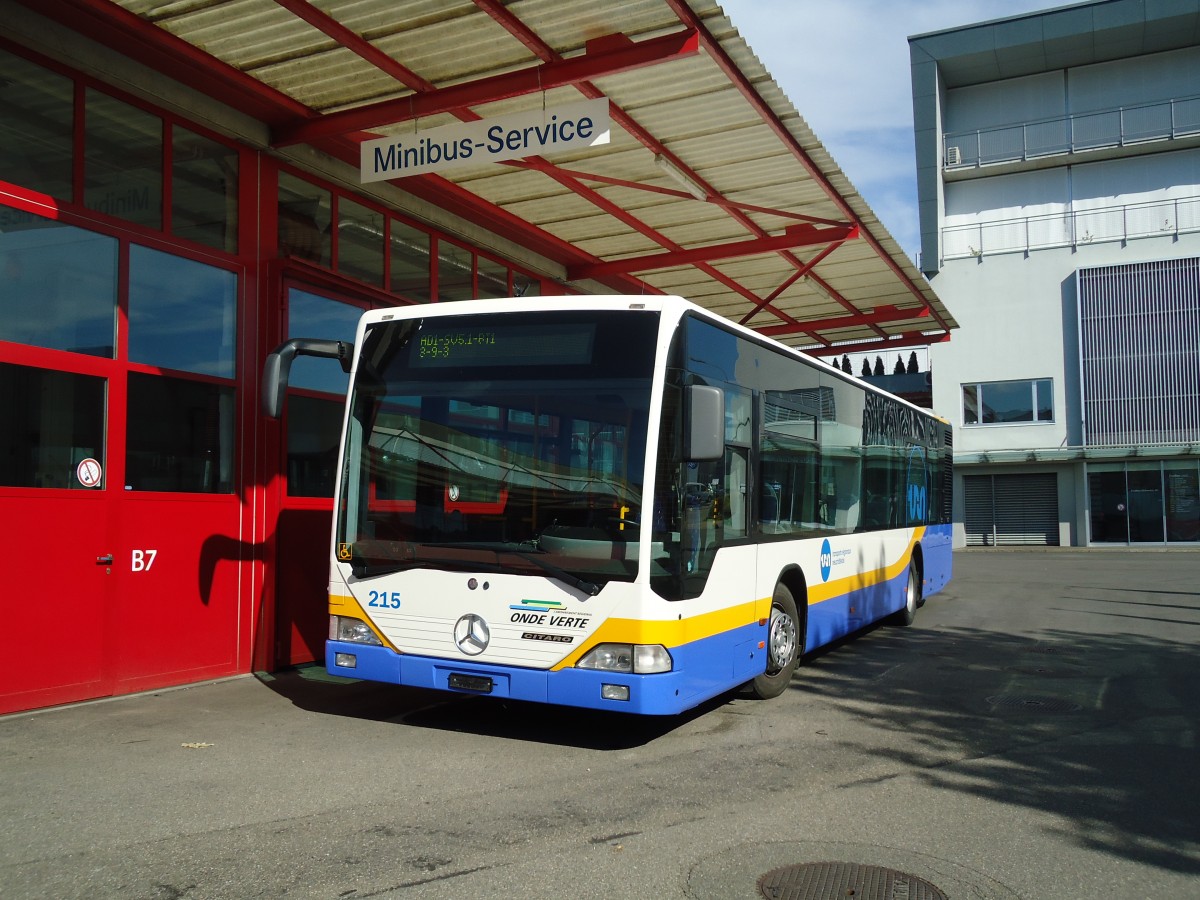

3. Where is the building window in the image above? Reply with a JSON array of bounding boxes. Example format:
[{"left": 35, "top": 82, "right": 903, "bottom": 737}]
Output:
[
  {"left": 963, "top": 379, "right": 1052, "bottom": 425},
  {"left": 0, "top": 216, "right": 118, "bottom": 357},
  {"left": 336, "top": 197, "right": 384, "bottom": 287},
  {"left": 128, "top": 245, "right": 237, "bottom": 379},
  {"left": 390, "top": 220, "right": 431, "bottom": 302},
  {"left": 278, "top": 171, "right": 330, "bottom": 264},
  {"left": 0, "top": 363, "right": 106, "bottom": 489},
  {"left": 125, "top": 372, "right": 235, "bottom": 493},
  {"left": 0, "top": 49, "right": 74, "bottom": 199},
  {"left": 171, "top": 125, "right": 239, "bottom": 253},
  {"left": 84, "top": 88, "right": 163, "bottom": 230},
  {"left": 437, "top": 240, "right": 474, "bottom": 301},
  {"left": 284, "top": 289, "right": 365, "bottom": 497}
]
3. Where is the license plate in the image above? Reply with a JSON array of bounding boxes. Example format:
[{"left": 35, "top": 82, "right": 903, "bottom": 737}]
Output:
[{"left": 448, "top": 673, "right": 494, "bottom": 694}]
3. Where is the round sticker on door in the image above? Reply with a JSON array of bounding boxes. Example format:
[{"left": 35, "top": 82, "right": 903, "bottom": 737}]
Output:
[{"left": 76, "top": 457, "right": 103, "bottom": 488}]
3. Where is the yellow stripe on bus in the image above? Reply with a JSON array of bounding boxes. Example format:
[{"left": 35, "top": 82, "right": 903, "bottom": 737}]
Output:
[
  {"left": 551, "top": 599, "right": 764, "bottom": 670},
  {"left": 807, "top": 527, "right": 925, "bottom": 605},
  {"left": 332, "top": 527, "right": 924, "bottom": 669}
]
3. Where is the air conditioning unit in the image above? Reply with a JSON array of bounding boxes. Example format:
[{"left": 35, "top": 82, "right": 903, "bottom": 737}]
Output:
[{"left": 945, "top": 146, "right": 962, "bottom": 166}]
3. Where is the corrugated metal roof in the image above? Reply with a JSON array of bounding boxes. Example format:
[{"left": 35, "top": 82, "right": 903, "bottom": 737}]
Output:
[{"left": 42, "top": 0, "right": 956, "bottom": 353}]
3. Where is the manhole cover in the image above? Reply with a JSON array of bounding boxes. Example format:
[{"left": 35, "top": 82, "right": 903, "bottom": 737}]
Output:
[
  {"left": 757, "top": 862, "right": 948, "bottom": 899},
  {"left": 986, "top": 694, "right": 1083, "bottom": 713}
]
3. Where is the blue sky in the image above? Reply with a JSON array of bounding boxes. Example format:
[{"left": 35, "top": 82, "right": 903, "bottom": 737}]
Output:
[{"left": 719, "top": 0, "right": 1066, "bottom": 263}]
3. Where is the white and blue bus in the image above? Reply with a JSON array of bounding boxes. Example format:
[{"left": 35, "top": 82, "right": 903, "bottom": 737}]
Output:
[{"left": 263, "top": 296, "right": 952, "bottom": 715}]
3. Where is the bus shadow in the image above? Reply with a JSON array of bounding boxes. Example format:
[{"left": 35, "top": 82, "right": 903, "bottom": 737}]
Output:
[
  {"left": 258, "top": 664, "right": 723, "bottom": 749},
  {"left": 782, "top": 605, "right": 1200, "bottom": 876}
]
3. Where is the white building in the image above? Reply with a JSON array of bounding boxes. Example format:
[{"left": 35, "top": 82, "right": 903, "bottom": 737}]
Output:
[{"left": 910, "top": 0, "right": 1200, "bottom": 547}]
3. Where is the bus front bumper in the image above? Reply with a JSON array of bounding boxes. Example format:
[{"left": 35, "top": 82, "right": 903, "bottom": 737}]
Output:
[{"left": 326, "top": 640, "right": 703, "bottom": 715}]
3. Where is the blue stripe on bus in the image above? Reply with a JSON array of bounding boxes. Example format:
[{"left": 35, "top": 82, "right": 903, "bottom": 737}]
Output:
[
  {"left": 327, "top": 620, "right": 766, "bottom": 716},
  {"left": 327, "top": 526, "right": 954, "bottom": 715}
]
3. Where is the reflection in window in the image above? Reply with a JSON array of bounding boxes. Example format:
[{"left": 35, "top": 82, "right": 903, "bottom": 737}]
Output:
[
  {"left": 0, "top": 49, "right": 74, "bottom": 199},
  {"left": 513, "top": 272, "right": 541, "bottom": 297},
  {"left": 278, "top": 171, "right": 330, "bottom": 264},
  {"left": 85, "top": 89, "right": 162, "bottom": 230},
  {"left": 963, "top": 378, "right": 1053, "bottom": 424},
  {"left": 337, "top": 197, "right": 384, "bottom": 286},
  {"left": 286, "top": 289, "right": 362, "bottom": 395},
  {"left": 390, "top": 220, "right": 431, "bottom": 302},
  {"left": 437, "top": 240, "right": 474, "bottom": 301},
  {"left": 1165, "top": 463, "right": 1200, "bottom": 543},
  {"left": 0, "top": 363, "right": 106, "bottom": 489},
  {"left": 0, "top": 217, "right": 117, "bottom": 357},
  {"left": 126, "top": 372, "right": 234, "bottom": 493},
  {"left": 287, "top": 395, "right": 344, "bottom": 497},
  {"left": 172, "top": 125, "right": 239, "bottom": 253},
  {"left": 128, "top": 245, "right": 237, "bottom": 378}
]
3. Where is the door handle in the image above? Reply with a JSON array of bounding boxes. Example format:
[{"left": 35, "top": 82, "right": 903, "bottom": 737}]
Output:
[{"left": 97, "top": 555, "right": 114, "bottom": 565}]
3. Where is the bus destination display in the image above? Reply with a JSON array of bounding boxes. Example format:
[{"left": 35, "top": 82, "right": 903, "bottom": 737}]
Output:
[{"left": 412, "top": 322, "right": 596, "bottom": 367}]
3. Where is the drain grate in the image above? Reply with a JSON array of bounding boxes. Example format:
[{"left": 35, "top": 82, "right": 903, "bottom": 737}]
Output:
[
  {"left": 757, "top": 862, "right": 948, "bottom": 899},
  {"left": 986, "top": 694, "right": 1083, "bottom": 713}
]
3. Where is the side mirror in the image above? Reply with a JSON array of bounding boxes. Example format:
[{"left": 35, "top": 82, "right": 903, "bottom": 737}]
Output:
[
  {"left": 261, "top": 338, "right": 354, "bottom": 419},
  {"left": 685, "top": 384, "right": 724, "bottom": 461}
]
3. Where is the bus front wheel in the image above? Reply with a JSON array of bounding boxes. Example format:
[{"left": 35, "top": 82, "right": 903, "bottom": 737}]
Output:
[{"left": 749, "top": 583, "right": 801, "bottom": 699}]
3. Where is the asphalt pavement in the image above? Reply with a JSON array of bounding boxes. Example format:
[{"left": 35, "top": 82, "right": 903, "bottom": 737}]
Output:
[{"left": 1, "top": 548, "right": 1198, "bottom": 899}]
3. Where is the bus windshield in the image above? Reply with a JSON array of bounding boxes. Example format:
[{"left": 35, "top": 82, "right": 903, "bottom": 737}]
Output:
[{"left": 336, "top": 309, "right": 660, "bottom": 590}]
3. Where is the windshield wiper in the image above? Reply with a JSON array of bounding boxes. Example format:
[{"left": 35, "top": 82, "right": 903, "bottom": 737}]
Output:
[
  {"left": 505, "top": 550, "right": 601, "bottom": 597},
  {"left": 350, "top": 555, "right": 500, "bottom": 580},
  {"left": 349, "top": 543, "right": 599, "bottom": 596},
  {"left": 418, "top": 542, "right": 602, "bottom": 597}
]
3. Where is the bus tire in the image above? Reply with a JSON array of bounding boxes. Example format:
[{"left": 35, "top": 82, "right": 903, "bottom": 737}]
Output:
[
  {"left": 749, "top": 582, "right": 801, "bottom": 699},
  {"left": 889, "top": 559, "right": 921, "bottom": 626}
]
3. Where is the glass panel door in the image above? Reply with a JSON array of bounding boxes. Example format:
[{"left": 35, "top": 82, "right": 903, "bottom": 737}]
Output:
[
  {"left": 1127, "top": 464, "right": 1164, "bottom": 543},
  {"left": 1088, "top": 466, "right": 1128, "bottom": 543}
]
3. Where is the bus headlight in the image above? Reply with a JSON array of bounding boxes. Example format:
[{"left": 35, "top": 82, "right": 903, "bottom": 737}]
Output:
[
  {"left": 330, "top": 615, "right": 382, "bottom": 646},
  {"left": 576, "top": 643, "right": 672, "bottom": 674}
]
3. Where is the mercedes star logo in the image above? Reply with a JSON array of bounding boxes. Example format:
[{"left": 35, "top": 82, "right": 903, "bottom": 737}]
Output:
[{"left": 453, "top": 614, "right": 490, "bottom": 656}]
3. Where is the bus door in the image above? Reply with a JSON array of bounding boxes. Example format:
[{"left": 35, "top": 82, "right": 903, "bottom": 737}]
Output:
[{"left": 273, "top": 285, "right": 369, "bottom": 666}]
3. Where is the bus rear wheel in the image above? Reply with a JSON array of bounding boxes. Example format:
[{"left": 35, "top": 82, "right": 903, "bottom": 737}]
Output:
[
  {"left": 749, "top": 583, "right": 800, "bottom": 699},
  {"left": 888, "top": 559, "right": 921, "bottom": 626}
]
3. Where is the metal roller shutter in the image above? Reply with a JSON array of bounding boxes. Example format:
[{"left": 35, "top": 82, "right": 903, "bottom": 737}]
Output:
[
  {"left": 964, "top": 473, "right": 1059, "bottom": 546},
  {"left": 964, "top": 475, "right": 994, "bottom": 546}
]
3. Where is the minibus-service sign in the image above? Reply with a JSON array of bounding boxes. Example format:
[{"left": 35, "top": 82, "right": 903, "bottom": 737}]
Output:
[{"left": 360, "top": 98, "right": 610, "bottom": 182}]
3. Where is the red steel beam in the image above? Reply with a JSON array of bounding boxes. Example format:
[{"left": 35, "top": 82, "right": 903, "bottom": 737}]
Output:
[
  {"left": 737, "top": 234, "right": 855, "bottom": 326},
  {"left": 507, "top": 159, "right": 845, "bottom": 226},
  {"left": 567, "top": 224, "right": 856, "bottom": 281},
  {"left": 273, "top": 28, "right": 699, "bottom": 146},
  {"left": 473, "top": 0, "right": 879, "bottom": 339},
  {"left": 754, "top": 304, "right": 930, "bottom": 337},
  {"left": 663, "top": 0, "right": 952, "bottom": 336},
  {"left": 473, "top": 0, "right": 820, "bottom": 315},
  {"left": 272, "top": 0, "right": 437, "bottom": 91}
]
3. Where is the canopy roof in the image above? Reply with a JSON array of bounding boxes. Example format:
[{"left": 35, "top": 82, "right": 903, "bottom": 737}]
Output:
[{"left": 30, "top": 0, "right": 956, "bottom": 354}]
